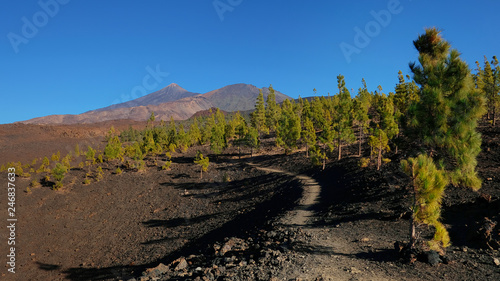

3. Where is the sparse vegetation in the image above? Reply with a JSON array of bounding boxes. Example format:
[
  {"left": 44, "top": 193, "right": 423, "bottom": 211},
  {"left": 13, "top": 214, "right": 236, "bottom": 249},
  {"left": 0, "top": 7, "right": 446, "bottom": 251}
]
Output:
[{"left": 52, "top": 163, "right": 67, "bottom": 190}]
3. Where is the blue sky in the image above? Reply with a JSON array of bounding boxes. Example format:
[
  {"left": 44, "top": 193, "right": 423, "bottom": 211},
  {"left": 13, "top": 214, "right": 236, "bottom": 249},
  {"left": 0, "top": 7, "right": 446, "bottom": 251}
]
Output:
[{"left": 1, "top": 0, "right": 499, "bottom": 124}]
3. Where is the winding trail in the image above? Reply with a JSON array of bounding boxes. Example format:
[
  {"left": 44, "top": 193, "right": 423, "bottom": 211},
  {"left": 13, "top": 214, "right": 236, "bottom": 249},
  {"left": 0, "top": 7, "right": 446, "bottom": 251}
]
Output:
[{"left": 248, "top": 163, "right": 321, "bottom": 226}]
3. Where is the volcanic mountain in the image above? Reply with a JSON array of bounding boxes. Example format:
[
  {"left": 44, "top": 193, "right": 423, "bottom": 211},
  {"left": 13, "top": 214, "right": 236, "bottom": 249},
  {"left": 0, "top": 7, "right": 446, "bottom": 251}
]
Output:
[
  {"left": 92, "top": 83, "right": 200, "bottom": 112},
  {"left": 20, "top": 83, "right": 290, "bottom": 124}
]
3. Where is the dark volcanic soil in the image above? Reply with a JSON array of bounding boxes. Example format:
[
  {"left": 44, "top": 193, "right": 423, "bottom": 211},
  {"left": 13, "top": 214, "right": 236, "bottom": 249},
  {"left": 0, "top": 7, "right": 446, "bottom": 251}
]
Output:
[{"left": 0, "top": 122, "right": 499, "bottom": 281}]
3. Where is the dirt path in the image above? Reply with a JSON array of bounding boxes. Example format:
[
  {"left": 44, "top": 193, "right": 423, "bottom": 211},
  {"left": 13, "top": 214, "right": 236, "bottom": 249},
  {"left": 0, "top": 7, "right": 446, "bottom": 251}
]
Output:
[
  {"left": 248, "top": 163, "right": 320, "bottom": 226},
  {"left": 249, "top": 163, "right": 403, "bottom": 280}
]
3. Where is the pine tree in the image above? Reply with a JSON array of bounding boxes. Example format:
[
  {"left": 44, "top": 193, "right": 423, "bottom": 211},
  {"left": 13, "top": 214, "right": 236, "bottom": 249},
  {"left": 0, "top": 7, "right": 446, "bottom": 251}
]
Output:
[
  {"left": 201, "top": 110, "right": 215, "bottom": 145},
  {"left": 210, "top": 108, "right": 227, "bottom": 157},
  {"left": 141, "top": 130, "right": 156, "bottom": 155},
  {"left": 51, "top": 152, "right": 60, "bottom": 162},
  {"left": 194, "top": 151, "right": 209, "bottom": 179},
  {"left": 86, "top": 146, "right": 96, "bottom": 165},
  {"left": 245, "top": 127, "right": 259, "bottom": 158},
  {"left": 61, "top": 154, "right": 72, "bottom": 170},
  {"left": 394, "top": 70, "right": 420, "bottom": 133},
  {"left": 167, "top": 116, "right": 177, "bottom": 148},
  {"left": 376, "top": 90, "right": 399, "bottom": 157},
  {"left": 353, "top": 78, "right": 372, "bottom": 156},
  {"left": 401, "top": 154, "right": 450, "bottom": 253},
  {"left": 302, "top": 117, "right": 316, "bottom": 158},
  {"left": 146, "top": 112, "right": 156, "bottom": 130},
  {"left": 494, "top": 56, "right": 500, "bottom": 126},
  {"left": 42, "top": 156, "right": 50, "bottom": 170},
  {"left": 334, "top": 74, "right": 356, "bottom": 160},
  {"left": 188, "top": 118, "right": 202, "bottom": 146},
  {"left": 276, "top": 99, "right": 301, "bottom": 154},
  {"left": 478, "top": 56, "right": 500, "bottom": 126},
  {"left": 104, "top": 136, "right": 124, "bottom": 161},
  {"left": 52, "top": 163, "right": 67, "bottom": 190},
  {"left": 75, "top": 144, "right": 80, "bottom": 157},
  {"left": 251, "top": 89, "right": 267, "bottom": 134},
  {"left": 368, "top": 127, "right": 389, "bottom": 171},
  {"left": 176, "top": 124, "right": 187, "bottom": 152},
  {"left": 105, "top": 126, "right": 116, "bottom": 141},
  {"left": 234, "top": 112, "right": 249, "bottom": 158},
  {"left": 409, "top": 27, "right": 486, "bottom": 190},
  {"left": 265, "top": 85, "right": 280, "bottom": 132},
  {"left": 318, "top": 105, "right": 334, "bottom": 170}
]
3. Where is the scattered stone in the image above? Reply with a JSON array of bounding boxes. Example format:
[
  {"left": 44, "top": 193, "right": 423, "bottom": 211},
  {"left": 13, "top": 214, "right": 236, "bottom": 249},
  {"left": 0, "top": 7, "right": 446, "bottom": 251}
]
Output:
[
  {"left": 175, "top": 258, "right": 188, "bottom": 271},
  {"left": 426, "top": 251, "right": 441, "bottom": 266},
  {"left": 494, "top": 258, "right": 500, "bottom": 266},
  {"left": 360, "top": 237, "right": 371, "bottom": 242}
]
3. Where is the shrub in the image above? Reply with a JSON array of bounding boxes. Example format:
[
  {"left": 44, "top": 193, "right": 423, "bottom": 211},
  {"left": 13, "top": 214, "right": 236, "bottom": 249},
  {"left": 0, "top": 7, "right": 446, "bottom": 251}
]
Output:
[
  {"left": 96, "top": 166, "right": 104, "bottom": 180},
  {"left": 137, "top": 160, "right": 146, "bottom": 171},
  {"left": 53, "top": 181, "right": 63, "bottom": 190},
  {"left": 83, "top": 177, "right": 91, "bottom": 185},
  {"left": 61, "top": 155, "right": 72, "bottom": 170},
  {"left": 52, "top": 163, "right": 67, "bottom": 183},
  {"left": 36, "top": 164, "right": 45, "bottom": 173},
  {"left": 359, "top": 157, "right": 370, "bottom": 168},
  {"left": 125, "top": 160, "right": 135, "bottom": 170},
  {"left": 51, "top": 152, "right": 60, "bottom": 162},
  {"left": 42, "top": 157, "right": 50, "bottom": 169},
  {"left": 223, "top": 172, "right": 231, "bottom": 182},
  {"left": 86, "top": 146, "right": 96, "bottom": 164},
  {"left": 115, "top": 167, "right": 122, "bottom": 174},
  {"left": 30, "top": 179, "right": 41, "bottom": 188},
  {"left": 168, "top": 143, "right": 177, "bottom": 153},
  {"left": 161, "top": 161, "right": 172, "bottom": 170},
  {"left": 382, "top": 158, "right": 391, "bottom": 164}
]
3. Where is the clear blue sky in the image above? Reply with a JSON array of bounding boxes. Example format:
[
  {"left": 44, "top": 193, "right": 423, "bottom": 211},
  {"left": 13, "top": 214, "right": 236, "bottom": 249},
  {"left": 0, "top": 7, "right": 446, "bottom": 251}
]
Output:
[{"left": 1, "top": 0, "right": 499, "bottom": 124}]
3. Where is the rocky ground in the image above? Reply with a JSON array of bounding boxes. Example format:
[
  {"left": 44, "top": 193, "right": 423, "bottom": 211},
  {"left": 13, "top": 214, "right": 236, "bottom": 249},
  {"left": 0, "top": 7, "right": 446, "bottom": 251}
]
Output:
[{"left": 0, "top": 122, "right": 499, "bottom": 281}]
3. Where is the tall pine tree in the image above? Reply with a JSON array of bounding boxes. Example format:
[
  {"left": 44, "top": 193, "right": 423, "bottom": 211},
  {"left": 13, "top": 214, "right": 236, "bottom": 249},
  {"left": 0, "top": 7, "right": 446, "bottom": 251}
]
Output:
[
  {"left": 409, "top": 27, "right": 486, "bottom": 190},
  {"left": 334, "top": 74, "right": 356, "bottom": 160},
  {"left": 251, "top": 89, "right": 267, "bottom": 135}
]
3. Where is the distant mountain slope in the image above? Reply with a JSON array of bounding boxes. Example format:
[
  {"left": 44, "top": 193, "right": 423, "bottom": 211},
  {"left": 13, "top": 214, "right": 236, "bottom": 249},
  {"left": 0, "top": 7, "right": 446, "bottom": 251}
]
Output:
[
  {"left": 19, "top": 83, "right": 291, "bottom": 124},
  {"left": 92, "top": 83, "right": 199, "bottom": 112},
  {"left": 204, "top": 83, "right": 288, "bottom": 112}
]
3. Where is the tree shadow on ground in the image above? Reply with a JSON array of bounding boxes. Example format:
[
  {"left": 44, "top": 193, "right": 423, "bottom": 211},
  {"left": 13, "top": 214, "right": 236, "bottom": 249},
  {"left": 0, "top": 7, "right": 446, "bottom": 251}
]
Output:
[
  {"left": 62, "top": 172, "right": 302, "bottom": 281},
  {"left": 36, "top": 262, "right": 61, "bottom": 271}
]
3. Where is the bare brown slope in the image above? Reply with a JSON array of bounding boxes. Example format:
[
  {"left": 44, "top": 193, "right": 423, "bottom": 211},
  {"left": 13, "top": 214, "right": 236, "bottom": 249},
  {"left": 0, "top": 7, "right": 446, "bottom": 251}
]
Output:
[{"left": 21, "top": 96, "right": 213, "bottom": 124}]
